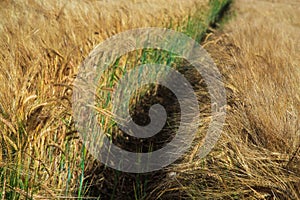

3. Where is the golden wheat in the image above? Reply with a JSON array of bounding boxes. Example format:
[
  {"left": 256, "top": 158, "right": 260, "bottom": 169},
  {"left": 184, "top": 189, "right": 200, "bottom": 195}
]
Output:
[
  {"left": 0, "top": 0, "right": 209, "bottom": 198},
  {"left": 156, "top": 0, "right": 300, "bottom": 199}
]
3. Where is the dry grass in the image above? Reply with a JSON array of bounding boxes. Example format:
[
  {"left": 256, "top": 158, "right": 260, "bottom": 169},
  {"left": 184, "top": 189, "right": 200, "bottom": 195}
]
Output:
[
  {"left": 155, "top": 0, "right": 300, "bottom": 199},
  {"left": 0, "top": 0, "right": 212, "bottom": 198},
  {"left": 1, "top": 0, "right": 299, "bottom": 199}
]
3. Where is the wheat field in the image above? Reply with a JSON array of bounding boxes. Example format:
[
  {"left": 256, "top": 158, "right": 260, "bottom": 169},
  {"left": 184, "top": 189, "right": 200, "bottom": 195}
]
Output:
[
  {"left": 171, "top": 0, "right": 300, "bottom": 198},
  {"left": 0, "top": 0, "right": 299, "bottom": 199},
  {"left": 0, "top": 0, "right": 212, "bottom": 199}
]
